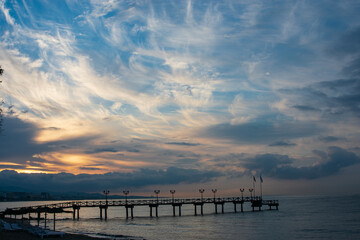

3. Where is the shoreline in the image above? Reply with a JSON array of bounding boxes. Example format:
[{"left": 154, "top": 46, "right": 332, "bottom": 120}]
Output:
[
  {"left": 0, "top": 231, "right": 102, "bottom": 239},
  {"left": 1, "top": 218, "right": 144, "bottom": 240},
  {"left": 0, "top": 218, "right": 103, "bottom": 240}
]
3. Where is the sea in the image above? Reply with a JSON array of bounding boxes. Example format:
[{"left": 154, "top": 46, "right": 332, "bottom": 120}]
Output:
[{"left": 1, "top": 195, "right": 360, "bottom": 240}]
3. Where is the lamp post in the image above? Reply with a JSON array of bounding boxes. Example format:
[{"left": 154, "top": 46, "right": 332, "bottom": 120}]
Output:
[
  {"left": 249, "top": 188, "right": 253, "bottom": 200},
  {"left": 170, "top": 190, "right": 176, "bottom": 203},
  {"left": 199, "top": 189, "right": 205, "bottom": 202},
  {"left": 154, "top": 190, "right": 160, "bottom": 203},
  {"left": 103, "top": 190, "right": 110, "bottom": 205},
  {"left": 240, "top": 188, "right": 244, "bottom": 200},
  {"left": 211, "top": 189, "right": 217, "bottom": 202},
  {"left": 123, "top": 190, "right": 129, "bottom": 205}
]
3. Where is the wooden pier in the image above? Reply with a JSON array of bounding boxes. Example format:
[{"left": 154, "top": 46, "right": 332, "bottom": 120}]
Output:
[{"left": 0, "top": 196, "right": 279, "bottom": 228}]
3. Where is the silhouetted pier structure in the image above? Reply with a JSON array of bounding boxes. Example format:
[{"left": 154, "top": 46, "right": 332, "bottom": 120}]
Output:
[{"left": 0, "top": 196, "right": 279, "bottom": 229}]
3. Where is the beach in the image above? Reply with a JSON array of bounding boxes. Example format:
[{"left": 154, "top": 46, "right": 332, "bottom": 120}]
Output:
[
  {"left": 0, "top": 231, "right": 101, "bottom": 240},
  {"left": 0, "top": 218, "right": 102, "bottom": 240}
]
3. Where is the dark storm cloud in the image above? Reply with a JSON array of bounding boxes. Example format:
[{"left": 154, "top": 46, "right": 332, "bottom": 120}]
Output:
[
  {"left": 244, "top": 147, "right": 360, "bottom": 179},
  {"left": 200, "top": 117, "right": 322, "bottom": 144},
  {"left": 0, "top": 167, "right": 223, "bottom": 192},
  {"left": 268, "top": 141, "right": 296, "bottom": 147}
]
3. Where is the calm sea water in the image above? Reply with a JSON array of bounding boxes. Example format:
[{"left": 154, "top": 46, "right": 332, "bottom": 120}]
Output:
[{"left": 1, "top": 195, "right": 360, "bottom": 240}]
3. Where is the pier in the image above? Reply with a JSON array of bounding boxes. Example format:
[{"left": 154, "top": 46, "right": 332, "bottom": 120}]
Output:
[{"left": 0, "top": 196, "right": 279, "bottom": 230}]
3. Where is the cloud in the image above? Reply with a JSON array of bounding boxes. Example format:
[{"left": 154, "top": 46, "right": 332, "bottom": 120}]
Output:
[
  {"left": 280, "top": 78, "right": 360, "bottom": 118},
  {"left": 319, "top": 136, "right": 341, "bottom": 143},
  {"left": 200, "top": 116, "right": 323, "bottom": 144},
  {"left": 268, "top": 141, "right": 296, "bottom": 147},
  {"left": 85, "top": 148, "right": 119, "bottom": 154},
  {"left": 0, "top": 117, "right": 48, "bottom": 163},
  {"left": 0, "top": 167, "right": 223, "bottom": 192},
  {"left": 243, "top": 147, "right": 360, "bottom": 179},
  {"left": 292, "top": 105, "right": 320, "bottom": 112},
  {"left": 328, "top": 26, "right": 360, "bottom": 58},
  {"left": 166, "top": 142, "right": 200, "bottom": 146}
]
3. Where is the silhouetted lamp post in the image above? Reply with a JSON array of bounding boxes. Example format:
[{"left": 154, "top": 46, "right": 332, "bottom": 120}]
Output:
[
  {"left": 103, "top": 190, "right": 110, "bottom": 205},
  {"left": 199, "top": 189, "right": 205, "bottom": 202},
  {"left": 123, "top": 190, "right": 129, "bottom": 205},
  {"left": 249, "top": 188, "right": 253, "bottom": 200},
  {"left": 154, "top": 190, "right": 160, "bottom": 203},
  {"left": 170, "top": 190, "right": 176, "bottom": 203},
  {"left": 240, "top": 188, "right": 245, "bottom": 200},
  {"left": 211, "top": 189, "right": 217, "bottom": 202}
]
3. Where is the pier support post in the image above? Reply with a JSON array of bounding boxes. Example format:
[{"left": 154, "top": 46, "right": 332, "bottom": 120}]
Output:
[
  {"left": 215, "top": 204, "right": 218, "bottom": 214},
  {"left": 73, "top": 206, "right": 80, "bottom": 220},
  {"left": 234, "top": 203, "right": 237, "bottom": 213},
  {"left": 179, "top": 206, "right": 181, "bottom": 216},
  {"left": 44, "top": 213, "right": 47, "bottom": 229},
  {"left": 241, "top": 203, "right": 243, "bottom": 212},
  {"left": 194, "top": 205, "right": 197, "bottom": 216},
  {"left": 100, "top": 207, "right": 102, "bottom": 219},
  {"left": 156, "top": 206, "right": 158, "bottom": 217},
  {"left": 150, "top": 206, "right": 153, "bottom": 217},
  {"left": 53, "top": 213, "right": 56, "bottom": 231},
  {"left": 222, "top": 203, "right": 224, "bottom": 214},
  {"left": 37, "top": 212, "right": 40, "bottom": 226},
  {"left": 173, "top": 206, "right": 176, "bottom": 216},
  {"left": 201, "top": 204, "right": 203, "bottom": 216},
  {"left": 99, "top": 206, "right": 107, "bottom": 220},
  {"left": 126, "top": 206, "right": 134, "bottom": 219}
]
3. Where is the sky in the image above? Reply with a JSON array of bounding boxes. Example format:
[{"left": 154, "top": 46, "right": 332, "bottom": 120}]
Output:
[{"left": 0, "top": 0, "right": 360, "bottom": 197}]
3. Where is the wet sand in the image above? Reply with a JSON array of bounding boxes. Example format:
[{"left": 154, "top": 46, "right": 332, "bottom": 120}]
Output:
[{"left": 0, "top": 231, "right": 101, "bottom": 239}]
